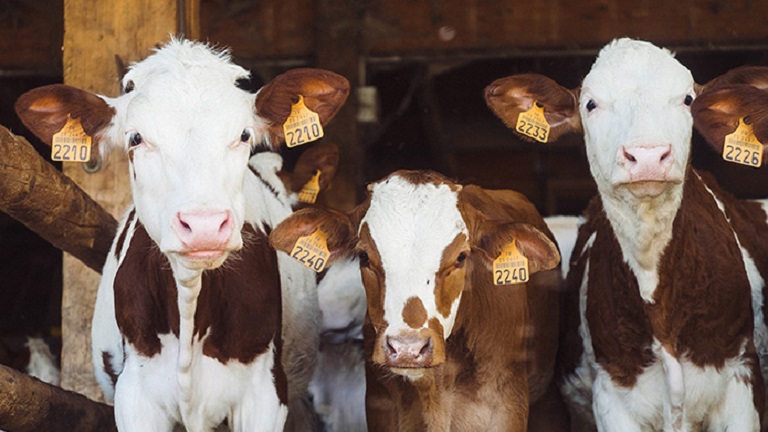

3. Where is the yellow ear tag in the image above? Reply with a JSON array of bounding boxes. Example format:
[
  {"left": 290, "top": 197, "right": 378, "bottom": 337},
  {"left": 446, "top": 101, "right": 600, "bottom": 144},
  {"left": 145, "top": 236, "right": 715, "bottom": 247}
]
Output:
[
  {"left": 723, "top": 117, "right": 763, "bottom": 168},
  {"left": 492, "top": 240, "right": 529, "bottom": 285},
  {"left": 298, "top": 170, "right": 322, "bottom": 204},
  {"left": 283, "top": 95, "right": 324, "bottom": 148},
  {"left": 290, "top": 229, "right": 330, "bottom": 272},
  {"left": 51, "top": 115, "right": 92, "bottom": 162},
  {"left": 515, "top": 102, "right": 550, "bottom": 143}
]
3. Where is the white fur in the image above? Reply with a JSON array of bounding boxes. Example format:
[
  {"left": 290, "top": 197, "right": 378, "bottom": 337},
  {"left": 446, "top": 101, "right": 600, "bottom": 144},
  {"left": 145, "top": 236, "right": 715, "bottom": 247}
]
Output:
[
  {"left": 90, "top": 40, "right": 320, "bottom": 432},
  {"left": 361, "top": 175, "right": 468, "bottom": 341},
  {"left": 24, "top": 337, "right": 60, "bottom": 387},
  {"left": 307, "top": 257, "right": 367, "bottom": 431},
  {"left": 543, "top": 215, "right": 581, "bottom": 279}
]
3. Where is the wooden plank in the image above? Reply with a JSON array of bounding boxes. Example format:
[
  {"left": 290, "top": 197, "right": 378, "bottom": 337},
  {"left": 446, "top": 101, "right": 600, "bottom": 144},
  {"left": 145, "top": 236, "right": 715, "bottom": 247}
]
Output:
[{"left": 61, "top": 0, "right": 193, "bottom": 401}]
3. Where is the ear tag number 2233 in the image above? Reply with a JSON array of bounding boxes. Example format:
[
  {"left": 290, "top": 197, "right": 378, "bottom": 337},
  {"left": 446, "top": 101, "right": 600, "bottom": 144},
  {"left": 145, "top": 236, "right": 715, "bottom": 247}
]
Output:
[
  {"left": 492, "top": 240, "right": 529, "bottom": 285},
  {"left": 722, "top": 117, "right": 763, "bottom": 168},
  {"left": 290, "top": 229, "right": 330, "bottom": 273},
  {"left": 284, "top": 95, "right": 324, "bottom": 148},
  {"left": 51, "top": 115, "right": 92, "bottom": 162},
  {"left": 515, "top": 102, "right": 550, "bottom": 143}
]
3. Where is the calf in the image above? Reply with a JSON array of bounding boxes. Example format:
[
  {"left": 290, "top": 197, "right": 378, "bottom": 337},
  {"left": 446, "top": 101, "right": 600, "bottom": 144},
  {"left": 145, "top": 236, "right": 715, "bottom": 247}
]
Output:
[
  {"left": 15, "top": 39, "right": 348, "bottom": 432},
  {"left": 486, "top": 38, "right": 768, "bottom": 431},
  {"left": 271, "top": 170, "right": 568, "bottom": 431}
]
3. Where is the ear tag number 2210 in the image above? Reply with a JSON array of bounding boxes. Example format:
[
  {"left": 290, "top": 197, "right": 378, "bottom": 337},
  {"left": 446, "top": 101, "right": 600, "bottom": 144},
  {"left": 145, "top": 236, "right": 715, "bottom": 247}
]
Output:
[
  {"left": 492, "top": 240, "right": 529, "bottom": 285},
  {"left": 51, "top": 115, "right": 92, "bottom": 162},
  {"left": 284, "top": 95, "right": 324, "bottom": 148},
  {"left": 290, "top": 229, "right": 330, "bottom": 272}
]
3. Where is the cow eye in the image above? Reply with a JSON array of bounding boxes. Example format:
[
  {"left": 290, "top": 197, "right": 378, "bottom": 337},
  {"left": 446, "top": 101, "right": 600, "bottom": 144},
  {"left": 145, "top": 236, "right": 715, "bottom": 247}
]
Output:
[
  {"left": 123, "top": 80, "right": 135, "bottom": 94},
  {"left": 684, "top": 94, "right": 693, "bottom": 106},
  {"left": 240, "top": 128, "right": 252, "bottom": 143},
  {"left": 128, "top": 132, "right": 143, "bottom": 148},
  {"left": 586, "top": 99, "right": 597, "bottom": 112},
  {"left": 456, "top": 252, "right": 468, "bottom": 266},
  {"left": 358, "top": 251, "right": 370, "bottom": 268}
]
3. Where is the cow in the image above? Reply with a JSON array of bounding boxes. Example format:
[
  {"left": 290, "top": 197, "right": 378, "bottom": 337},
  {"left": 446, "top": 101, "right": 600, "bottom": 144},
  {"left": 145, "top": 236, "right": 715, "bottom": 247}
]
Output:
[
  {"left": 15, "top": 38, "right": 349, "bottom": 432},
  {"left": 270, "top": 169, "right": 570, "bottom": 432},
  {"left": 485, "top": 38, "right": 768, "bottom": 431}
]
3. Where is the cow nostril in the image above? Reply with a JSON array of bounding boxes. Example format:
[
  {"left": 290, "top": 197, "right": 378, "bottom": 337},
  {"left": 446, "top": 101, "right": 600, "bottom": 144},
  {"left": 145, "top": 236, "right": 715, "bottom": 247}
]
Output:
[
  {"left": 386, "top": 337, "right": 397, "bottom": 356},
  {"left": 623, "top": 149, "right": 637, "bottom": 163},
  {"left": 660, "top": 149, "right": 671, "bottom": 162},
  {"left": 419, "top": 338, "right": 433, "bottom": 357}
]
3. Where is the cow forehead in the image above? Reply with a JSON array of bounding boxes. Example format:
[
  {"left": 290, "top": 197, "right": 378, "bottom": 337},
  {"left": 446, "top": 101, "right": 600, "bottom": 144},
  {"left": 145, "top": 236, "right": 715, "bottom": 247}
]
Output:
[{"left": 582, "top": 39, "right": 694, "bottom": 101}]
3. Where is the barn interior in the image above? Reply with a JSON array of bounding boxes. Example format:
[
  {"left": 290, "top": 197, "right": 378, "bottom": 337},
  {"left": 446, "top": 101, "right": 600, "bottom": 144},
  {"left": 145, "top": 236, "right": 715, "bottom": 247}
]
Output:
[{"left": 1, "top": 0, "right": 768, "bottom": 418}]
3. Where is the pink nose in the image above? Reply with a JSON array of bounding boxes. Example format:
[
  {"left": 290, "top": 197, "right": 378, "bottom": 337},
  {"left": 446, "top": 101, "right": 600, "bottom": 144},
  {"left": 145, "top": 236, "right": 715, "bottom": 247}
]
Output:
[
  {"left": 384, "top": 333, "right": 433, "bottom": 368},
  {"left": 172, "top": 210, "right": 234, "bottom": 251},
  {"left": 620, "top": 144, "right": 674, "bottom": 182}
]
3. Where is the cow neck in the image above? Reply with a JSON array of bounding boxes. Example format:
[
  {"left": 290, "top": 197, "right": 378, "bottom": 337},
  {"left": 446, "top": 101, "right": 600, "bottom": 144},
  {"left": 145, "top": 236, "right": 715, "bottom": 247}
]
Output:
[
  {"left": 598, "top": 172, "right": 685, "bottom": 303},
  {"left": 169, "top": 259, "right": 204, "bottom": 409},
  {"left": 245, "top": 152, "right": 294, "bottom": 231}
]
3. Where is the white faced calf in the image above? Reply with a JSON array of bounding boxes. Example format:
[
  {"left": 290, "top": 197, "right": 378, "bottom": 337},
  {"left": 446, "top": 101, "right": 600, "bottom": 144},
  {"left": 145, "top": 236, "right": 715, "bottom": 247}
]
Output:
[
  {"left": 487, "top": 38, "right": 768, "bottom": 431},
  {"left": 271, "top": 170, "right": 567, "bottom": 431},
  {"left": 16, "top": 39, "right": 349, "bottom": 432}
]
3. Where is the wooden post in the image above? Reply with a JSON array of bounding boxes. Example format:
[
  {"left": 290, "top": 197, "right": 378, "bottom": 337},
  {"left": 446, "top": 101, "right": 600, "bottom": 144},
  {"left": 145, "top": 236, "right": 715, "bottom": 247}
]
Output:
[
  {"left": 61, "top": 0, "right": 198, "bottom": 400},
  {"left": 315, "top": 0, "right": 364, "bottom": 211}
]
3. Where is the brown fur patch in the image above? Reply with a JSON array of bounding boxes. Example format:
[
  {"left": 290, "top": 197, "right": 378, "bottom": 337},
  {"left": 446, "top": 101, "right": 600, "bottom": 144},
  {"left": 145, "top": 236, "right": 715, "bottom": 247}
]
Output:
[
  {"left": 434, "top": 234, "right": 469, "bottom": 317},
  {"left": 402, "top": 297, "right": 427, "bottom": 329}
]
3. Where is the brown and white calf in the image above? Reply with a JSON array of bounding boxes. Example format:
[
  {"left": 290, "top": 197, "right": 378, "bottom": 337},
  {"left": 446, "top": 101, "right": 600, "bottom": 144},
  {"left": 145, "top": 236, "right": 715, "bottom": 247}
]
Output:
[
  {"left": 486, "top": 38, "right": 768, "bottom": 431},
  {"left": 271, "top": 170, "right": 569, "bottom": 432},
  {"left": 15, "top": 39, "right": 348, "bottom": 432}
]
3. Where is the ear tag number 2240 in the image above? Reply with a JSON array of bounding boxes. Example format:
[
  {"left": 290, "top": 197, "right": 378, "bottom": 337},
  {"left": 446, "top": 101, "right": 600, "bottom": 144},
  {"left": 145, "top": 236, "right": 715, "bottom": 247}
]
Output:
[
  {"left": 290, "top": 229, "right": 330, "bottom": 273},
  {"left": 284, "top": 95, "right": 324, "bottom": 148},
  {"left": 51, "top": 115, "right": 92, "bottom": 162},
  {"left": 492, "top": 240, "right": 529, "bottom": 285}
]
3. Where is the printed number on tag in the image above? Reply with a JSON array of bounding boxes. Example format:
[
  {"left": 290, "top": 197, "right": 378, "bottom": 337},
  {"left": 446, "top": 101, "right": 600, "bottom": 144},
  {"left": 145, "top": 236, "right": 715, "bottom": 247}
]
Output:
[
  {"left": 289, "top": 230, "right": 330, "bottom": 272},
  {"left": 51, "top": 115, "right": 92, "bottom": 162},
  {"left": 284, "top": 95, "right": 324, "bottom": 148},
  {"left": 723, "top": 117, "right": 763, "bottom": 168},
  {"left": 515, "top": 102, "right": 550, "bottom": 143},
  {"left": 492, "top": 240, "right": 529, "bottom": 285}
]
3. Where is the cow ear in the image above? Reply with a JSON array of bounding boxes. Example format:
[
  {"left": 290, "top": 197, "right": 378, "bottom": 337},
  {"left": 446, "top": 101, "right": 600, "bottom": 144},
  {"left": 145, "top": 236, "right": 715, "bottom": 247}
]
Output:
[
  {"left": 471, "top": 221, "right": 560, "bottom": 276},
  {"left": 692, "top": 85, "right": 768, "bottom": 165},
  {"left": 484, "top": 73, "right": 582, "bottom": 142},
  {"left": 699, "top": 66, "right": 768, "bottom": 92},
  {"left": 282, "top": 141, "right": 340, "bottom": 195},
  {"left": 270, "top": 206, "right": 356, "bottom": 266},
  {"left": 15, "top": 84, "right": 115, "bottom": 149},
  {"left": 255, "top": 68, "right": 350, "bottom": 146}
]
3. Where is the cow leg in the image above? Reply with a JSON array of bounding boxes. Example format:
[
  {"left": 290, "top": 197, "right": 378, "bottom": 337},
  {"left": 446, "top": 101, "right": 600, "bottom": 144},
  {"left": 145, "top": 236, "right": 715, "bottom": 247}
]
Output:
[
  {"left": 707, "top": 376, "right": 760, "bottom": 432},
  {"left": 230, "top": 354, "right": 288, "bottom": 432},
  {"left": 592, "top": 372, "right": 643, "bottom": 432},
  {"left": 114, "top": 359, "right": 176, "bottom": 432}
]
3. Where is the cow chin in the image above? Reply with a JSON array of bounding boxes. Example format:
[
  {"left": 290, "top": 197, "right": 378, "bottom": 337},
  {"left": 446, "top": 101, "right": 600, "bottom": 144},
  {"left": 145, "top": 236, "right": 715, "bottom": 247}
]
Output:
[{"left": 176, "top": 250, "right": 231, "bottom": 271}]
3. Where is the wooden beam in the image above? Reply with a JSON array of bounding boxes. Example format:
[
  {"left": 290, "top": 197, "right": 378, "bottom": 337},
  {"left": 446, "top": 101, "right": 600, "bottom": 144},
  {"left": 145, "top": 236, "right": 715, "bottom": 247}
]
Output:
[
  {"left": 61, "top": 0, "right": 198, "bottom": 401},
  {"left": 0, "top": 365, "right": 116, "bottom": 432},
  {"left": 0, "top": 125, "right": 116, "bottom": 273}
]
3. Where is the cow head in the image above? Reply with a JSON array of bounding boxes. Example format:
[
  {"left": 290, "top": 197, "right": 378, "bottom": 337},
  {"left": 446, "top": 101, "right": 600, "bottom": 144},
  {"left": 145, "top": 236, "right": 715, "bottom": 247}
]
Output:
[
  {"left": 270, "top": 170, "right": 559, "bottom": 379},
  {"left": 16, "top": 39, "right": 349, "bottom": 273},
  {"left": 486, "top": 38, "right": 695, "bottom": 201}
]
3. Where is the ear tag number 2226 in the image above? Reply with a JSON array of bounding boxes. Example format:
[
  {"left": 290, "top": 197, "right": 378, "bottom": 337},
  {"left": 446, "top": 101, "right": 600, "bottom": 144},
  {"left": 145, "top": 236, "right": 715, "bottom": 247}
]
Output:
[
  {"left": 515, "top": 102, "right": 550, "bottom": 143},
  {"left": 290, "top": 229, "right": 330, "bottom": 272},
  {"left": 284, "top": 95, "right": 324, "bottom": 148},
  {"left": 51, "top": 115, "right": 92, "bottom": 162},
  {"left": 722, "top": 117, "right": 763, "bottom": 168},
  {"left": 492, "top": 240, "right": 529, "bottom": 285}
]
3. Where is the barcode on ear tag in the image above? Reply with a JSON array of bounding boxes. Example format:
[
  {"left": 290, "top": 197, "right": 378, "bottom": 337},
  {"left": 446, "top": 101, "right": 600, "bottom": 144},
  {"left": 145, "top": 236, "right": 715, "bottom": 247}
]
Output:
[
  {"left": 289, "top": 229, "right": 330, "bottom": 272},
  {"left": 284, "top": 95, "right": 324, "bottom": 148},
  {"left": 492, "top": 240, "right": 529, "bottom": 285},
  {"left": 298, "top": 170, "right": 322, "bottom": 204},
  {"left": 722, "top": 117, "right": 763, "bottom": 168},
  {"left": 51, "top": 115, "right": 92, "bottom": 162},
  {"left": 515, "top": 102, "right": 550, "bottom": 143}
]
